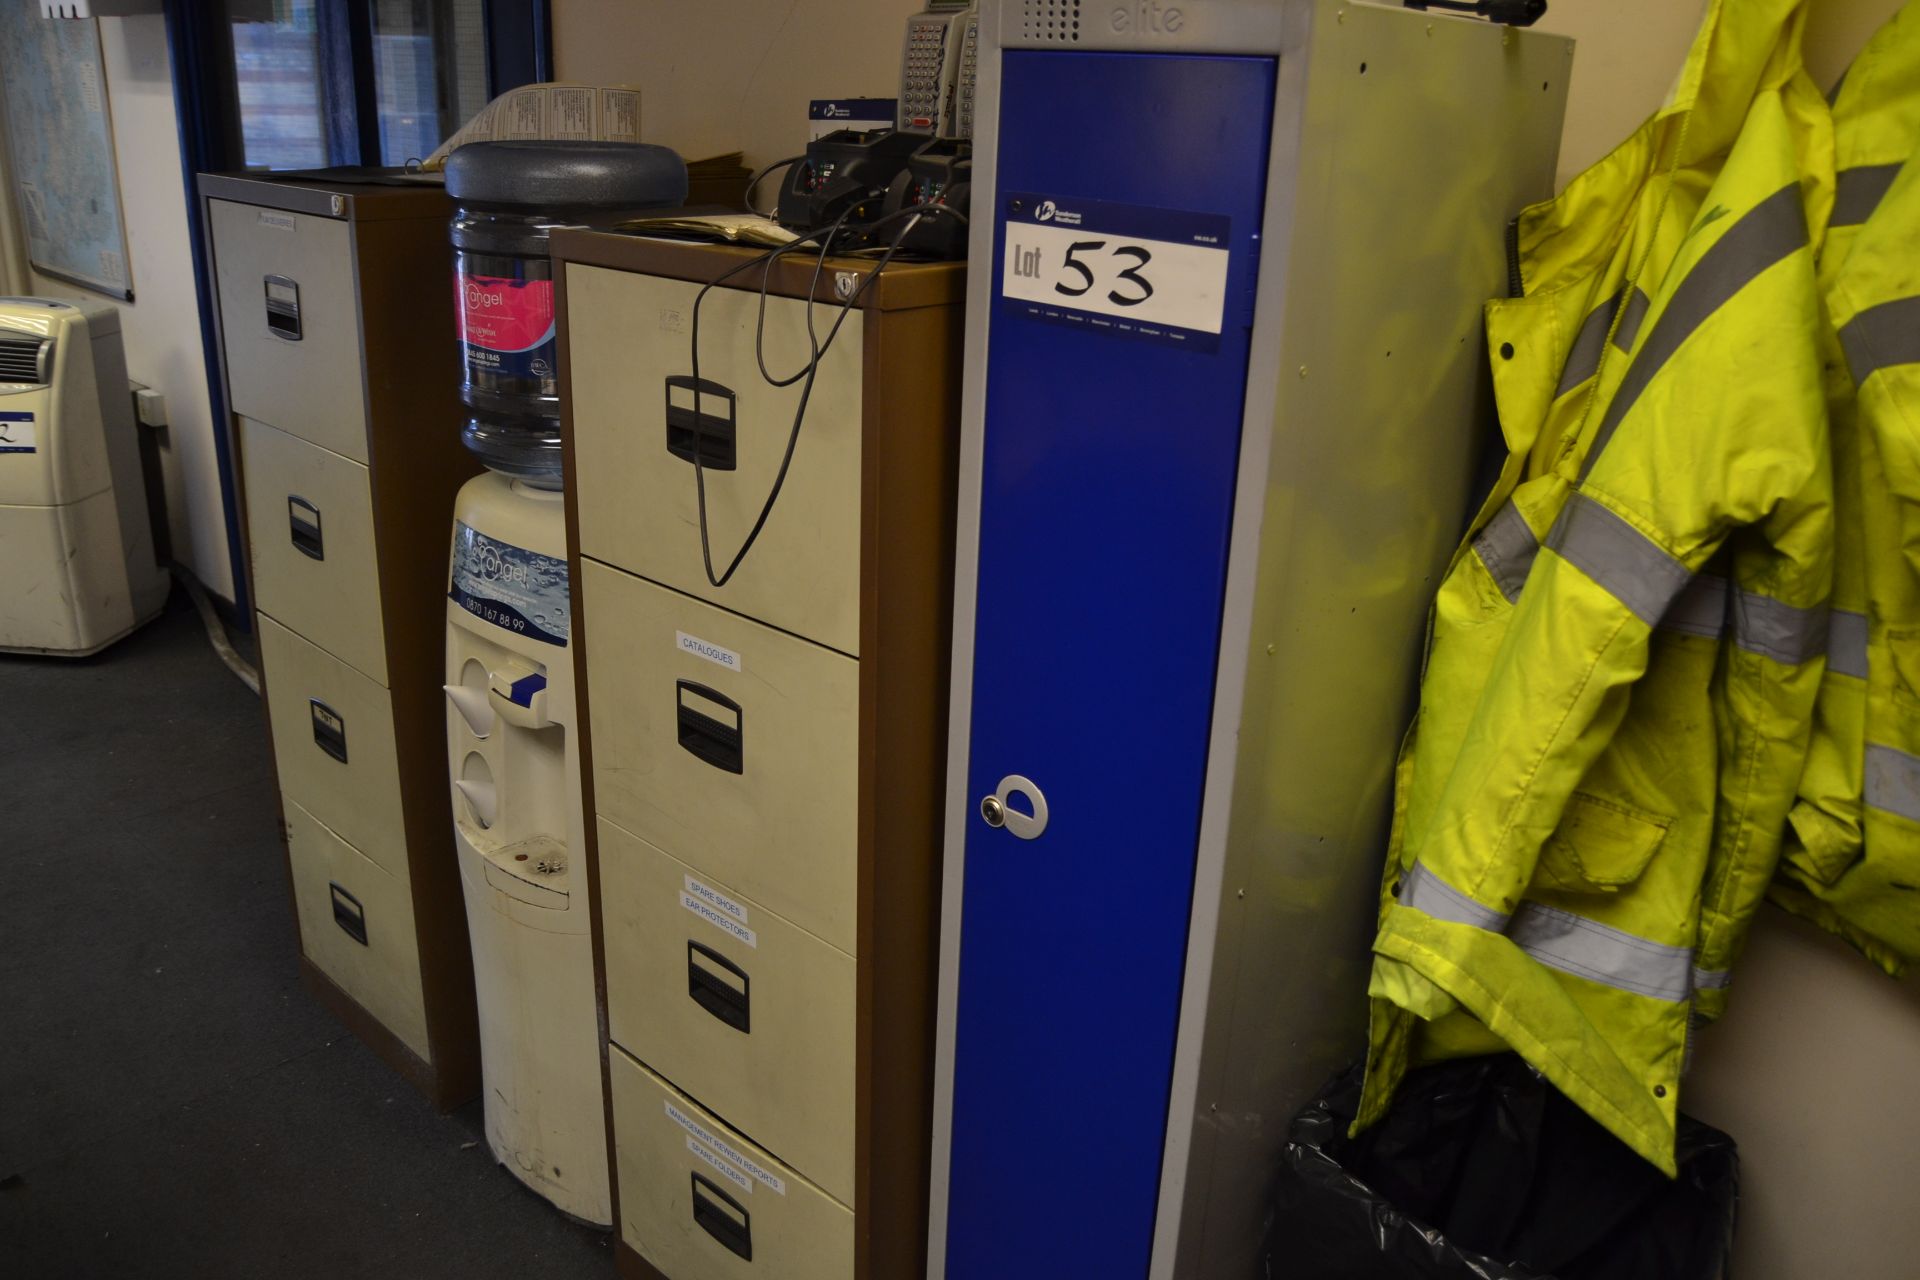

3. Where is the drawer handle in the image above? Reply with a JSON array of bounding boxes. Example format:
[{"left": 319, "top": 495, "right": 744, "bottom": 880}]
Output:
[
  {"left": 687, "top": 941, "right": 751, "bottom": 1034},
  {"left": 665, "top": 375, "right": 738, "bottom": 471},
  {"left": 264, "top": 274, "right": 303, "bottom": 341},
  {"left": 676, "top": 680, "right": 743, "bottom": 775},
  {"left": 691, "top": 1171, "right": 753, "bottom": 1261},
  {"left": 309, "top": 699, "right": 348, "bottom": 763},
  {"left": 288, "top": 496, "right": 324, "bottom": 560},
  {"left": 330, "top": 883, "right": 368, "bottom": 946}
]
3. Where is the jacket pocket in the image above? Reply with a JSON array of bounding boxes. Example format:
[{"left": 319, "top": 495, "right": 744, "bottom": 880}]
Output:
[{"left": 1537, "top": 792, "right": 1670, "bottom": 893}]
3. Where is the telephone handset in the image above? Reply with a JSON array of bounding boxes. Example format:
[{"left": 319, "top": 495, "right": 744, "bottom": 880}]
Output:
[{"left": 898, "top": 2, "right": 979, "bottom": 139}]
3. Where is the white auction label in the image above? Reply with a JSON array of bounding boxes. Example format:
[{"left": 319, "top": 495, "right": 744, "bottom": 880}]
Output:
[
  {"left": 684, "top": 874, "right": 749, "bottom": 925},
  {"left": 0, "top": 413, "right": 36, "bottom": 454},
  {"left": 676, "top": 630, "right": 742, "bottom": 674},
  {"left": 665, "top": 1101, "right": 787, "bottom": 1194},
  {"left": 686, "top": 1134, "right": 753, "bottom": 1195},
  {"left": 1000, "top": 193, "right": 1232, "bottom": 349},
  {"left": 681, "top": 892, "right": 757, "bottom": 948}
]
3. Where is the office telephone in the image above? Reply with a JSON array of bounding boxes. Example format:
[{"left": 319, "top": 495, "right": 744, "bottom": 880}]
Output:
[{"left": 898, "top": 2, "right": 979, "bottom": 139}]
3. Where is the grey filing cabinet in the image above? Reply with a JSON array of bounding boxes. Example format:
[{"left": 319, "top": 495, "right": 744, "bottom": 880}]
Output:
[{"left": 201, "top": 173, "right": 482, "bottom": 1107}]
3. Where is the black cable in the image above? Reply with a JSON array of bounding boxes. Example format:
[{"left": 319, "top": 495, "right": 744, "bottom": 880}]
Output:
[
  {"left": 1403, "top": 0, "right": 1545, "bottom": 25},
  {"left": 743, "top": 154, "right": 805, "bottom": 217},
  {"left": 685, "top": 206, "right": 936, "bottom": 589}
]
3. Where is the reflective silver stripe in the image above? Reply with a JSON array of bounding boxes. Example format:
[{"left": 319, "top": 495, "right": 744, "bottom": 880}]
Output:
[
  {"left": 1658, "top": 573, "right": 1728, "bottom": 638},
  {"left": 1400, "top": 862, "right": 1511, "bottom": 931},
  {"left": 1828, "top": 608, "right": 1868, "bottom": 679},
  {"left": 1472, "top": 499, "right": 1539, "bottom": 603},
  {"left": 1581, "top": 182, "right": 1810, "bottom": 478},
  {"left": 1556, "top": 289, "right": 1623, "bottom": 396},
  {"left": 1832, "top": 163, "right": 1903, "bottom": 227},
  {"left": 1840, "top": 295, "right": 1920, "bottom": 386},
  {"left": 1612, "top": 287, "right": 1651, "bottom": 353},
  {"left": 1509, "top": 902, "right": 1695, "bottom": 1003},
  {"left": 1544, "top": 493, "right": 1692, "bottom": 625},
  {"left": 1865, "top": 744, "right": 1920, "bottom": 822},
  {"left": 1731, "top": 590, "right": 1829, "bottom": 665},
  {"left": 1692, "top": 965, "right": 1731, "bottom": 992}
]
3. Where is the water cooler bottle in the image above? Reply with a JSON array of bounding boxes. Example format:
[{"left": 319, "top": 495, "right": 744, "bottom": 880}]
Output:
[{"left": 440, "top": 141, "right": 687, "bottom": 1224}]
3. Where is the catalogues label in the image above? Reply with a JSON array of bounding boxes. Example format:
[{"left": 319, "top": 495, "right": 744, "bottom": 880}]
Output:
[{"left": 676, "top": 631, "right": 742, "bottom": 674}]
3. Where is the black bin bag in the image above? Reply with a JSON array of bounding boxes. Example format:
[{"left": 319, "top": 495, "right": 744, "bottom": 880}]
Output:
[{"left": 1265, "top": 1056, "right": 1738, "bottom": 1279}]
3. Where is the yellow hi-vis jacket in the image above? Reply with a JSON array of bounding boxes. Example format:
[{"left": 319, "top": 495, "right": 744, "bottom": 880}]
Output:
[
  {"left": 1774, "top": 2, "right": 1920, "bottom": 972},
  {"left": 1358, "top": 0, "right": 1833, "bottom": 1175}
]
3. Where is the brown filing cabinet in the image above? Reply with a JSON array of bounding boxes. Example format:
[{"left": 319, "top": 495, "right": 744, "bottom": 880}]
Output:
[
  {"left": 554, "top": 233, "right": 964, "bottom": 1280},
  {"left": 200, "top": 174, "right": 482, "bottom": 1107}
]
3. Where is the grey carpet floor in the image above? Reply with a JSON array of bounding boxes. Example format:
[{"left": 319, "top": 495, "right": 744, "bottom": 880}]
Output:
[{"left": 0, "top": 593, "right": 615, "bottom": 1279}]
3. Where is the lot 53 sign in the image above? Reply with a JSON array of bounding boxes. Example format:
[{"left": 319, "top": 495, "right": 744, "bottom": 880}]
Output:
[{"left": 1000, "top": 193, "right": 1233, "bottom": 350}]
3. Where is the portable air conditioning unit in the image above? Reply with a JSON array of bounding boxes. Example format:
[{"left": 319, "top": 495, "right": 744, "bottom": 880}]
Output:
[{"left": 0, "top": 297, "right": 168, "bottom": 655}]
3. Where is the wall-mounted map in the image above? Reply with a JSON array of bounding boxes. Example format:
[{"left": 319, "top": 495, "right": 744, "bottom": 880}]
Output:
[{"left": 0, "top": 1, "right": 133, "bottom": 299}]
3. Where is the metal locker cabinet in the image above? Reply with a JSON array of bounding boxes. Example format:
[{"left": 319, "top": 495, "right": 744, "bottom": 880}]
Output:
[
  {"left": 928, "top": 3, "right": 1572, "bottom": 1277},
  {"left": 201, "top": 172, "right": 484, "bottom": 1109},
  {"left": 556, "top": 236, "right": 965, "bottom": 1280}
]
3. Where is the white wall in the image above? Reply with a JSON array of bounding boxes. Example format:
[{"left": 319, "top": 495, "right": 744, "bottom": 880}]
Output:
[
  {"left": 552, "top": 0, "right": 920, "bottom": 168},
  {"left": 15, "top": 15, "right": 232, "bottom": 600}
]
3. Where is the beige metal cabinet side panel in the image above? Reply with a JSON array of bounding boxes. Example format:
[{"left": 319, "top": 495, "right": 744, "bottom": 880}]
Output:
[
  {"left": 241, "top": 417, "right": 389, "bottom": 684},
  {"left": 208, "top": 199, "right": 369, "bottom": 464},
  {"left": 583, "top": 559, "right": 860, "bottom": 953},
  {"left": 284, "top": 800, "right": 430, "bottom": 1060},
  {"left": 568, "top": 265, "right": 865, "bottom": 656},
  {"left": 259, "top": 615, "right": 408, "bottom": 880},
  {"left": 609, "top": 1047, "right": 855, "bottom": 1280},
  {"left": 599, "top": 819, "right": 857, "bottom": 1205}
]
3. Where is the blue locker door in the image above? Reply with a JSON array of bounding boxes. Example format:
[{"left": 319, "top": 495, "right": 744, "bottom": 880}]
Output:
[{"left": 945, "top": 50, "right": 1275, "bottom": 1279}]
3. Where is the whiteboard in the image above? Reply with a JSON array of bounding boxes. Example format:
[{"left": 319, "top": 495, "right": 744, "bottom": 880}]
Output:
[{"left": 0, "top": 3, "right": 134, "bottom": 299}]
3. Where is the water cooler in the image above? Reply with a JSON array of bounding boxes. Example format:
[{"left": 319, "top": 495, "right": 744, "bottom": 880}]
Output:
[
  {"left": 440, "top": 141, "right": 687, "bottom": 1225},
  {"left": 928, "top": 3, "right": 1569, "bottom": 1277}
]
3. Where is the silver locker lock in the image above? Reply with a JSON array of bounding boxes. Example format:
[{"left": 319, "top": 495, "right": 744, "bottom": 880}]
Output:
[{"left": 979, "top": 774, "right": 1049, "bottom": 840}]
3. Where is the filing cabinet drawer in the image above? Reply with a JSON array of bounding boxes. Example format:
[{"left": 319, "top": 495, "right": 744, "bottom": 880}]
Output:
[
  {"left": 568, "top": 264, "right": 865, "bottom": 656},
  {"left": 242, "top": 417, "right": 388, "bottom": 684},
  {"left": 210, "top": 198, "right": 369, "bottom": 462},
  {"left": 600, "top": 820, "right": 855, "bottom": 1204},
  {"left": 285, "top": 800, "right": 429, "bottom": 1059},
  {"left": 609, "top": 1047, "right": 853, "bottom": 1280},
  {"left": 259, "top": 615, "right": 406, "bottom": 880},
  {"left": 584, "top": 559, "right": 859, "bottom": 953}
]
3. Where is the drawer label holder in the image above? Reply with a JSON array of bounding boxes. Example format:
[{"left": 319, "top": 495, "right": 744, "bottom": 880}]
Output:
[
  {"left": 449, "top": 520, "right": 571, "bottom": 646},
  {"left": 691, "top": 1171, "right": 754, "bottom": 1261},
  {"left": 676, "top": 630, "right": 743, "bottom": 674}
]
